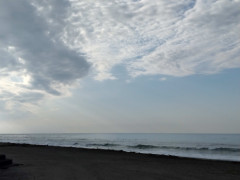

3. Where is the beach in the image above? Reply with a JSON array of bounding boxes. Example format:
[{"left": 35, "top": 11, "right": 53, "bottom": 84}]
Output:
[{"left": 0, "top": 143, "right": 239, "bottom": 180}]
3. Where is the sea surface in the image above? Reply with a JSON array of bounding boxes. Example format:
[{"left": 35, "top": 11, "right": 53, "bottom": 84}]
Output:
[{"left": 0, "top": 133, "right": 239, "bottom": 161}]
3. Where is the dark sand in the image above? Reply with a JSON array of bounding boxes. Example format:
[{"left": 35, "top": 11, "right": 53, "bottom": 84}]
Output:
[{"left": 0, "top": 143, "right": 240, "bottom": 180}]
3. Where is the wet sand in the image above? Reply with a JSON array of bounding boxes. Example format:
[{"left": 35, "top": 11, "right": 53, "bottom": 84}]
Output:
[{"left": 0, "top": 142, "right": 240, "bottom": 180}]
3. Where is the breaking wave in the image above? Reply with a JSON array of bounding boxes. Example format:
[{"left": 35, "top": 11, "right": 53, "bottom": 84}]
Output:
[
  {"left": 128, "top": 144, "right": 159, "bottom": 149},
  {"left": 86, "top": 143, "right": 119, "bottom": 147},
  {"left": 127, "top": 144, "right": 240, "bottom": 152}
]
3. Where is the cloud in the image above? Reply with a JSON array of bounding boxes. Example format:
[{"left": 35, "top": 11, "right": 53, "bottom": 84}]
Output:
[
  {"left": 1, "top": 0, "right": 240, "bottom": 110},
  {"left": 62, "top": 0, "right": 240, "bottom": 79},
  {"left": 159, "top": 77, "right": 167, "bottom": 81},
  {"left": 0, "top": 0, "right": 90, "bottom": 109}
]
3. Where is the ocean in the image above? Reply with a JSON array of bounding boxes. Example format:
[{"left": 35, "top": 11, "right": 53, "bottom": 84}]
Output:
[{"left": 0, "top": 133, "right": 239, "bottom": 161}]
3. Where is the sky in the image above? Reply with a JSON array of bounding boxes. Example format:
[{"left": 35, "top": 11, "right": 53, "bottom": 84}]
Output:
[{"left": 0, "top": 0, "right": 240, "bottom": 133}]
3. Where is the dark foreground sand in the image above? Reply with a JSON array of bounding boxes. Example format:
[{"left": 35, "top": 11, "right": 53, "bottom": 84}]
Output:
[{"left": 0, "top": 143, "right": 240, "bottom": 180}]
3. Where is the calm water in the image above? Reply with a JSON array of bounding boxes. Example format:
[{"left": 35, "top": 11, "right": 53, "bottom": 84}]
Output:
[{"left": 0, "top": 133, "right": 239, "bottom": 161}]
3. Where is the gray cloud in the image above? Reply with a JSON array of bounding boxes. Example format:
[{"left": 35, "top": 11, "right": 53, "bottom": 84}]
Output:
[{"left": 0, "top": 0, "right": 90, "bottom": 108}]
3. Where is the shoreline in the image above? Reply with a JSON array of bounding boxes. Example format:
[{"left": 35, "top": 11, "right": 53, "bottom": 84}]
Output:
[
  {"left": 1, "top": 142, "right": 240, "bottom": 179},
  {"left": 1, "top": 142, "right": 239, "bottom": 163}
]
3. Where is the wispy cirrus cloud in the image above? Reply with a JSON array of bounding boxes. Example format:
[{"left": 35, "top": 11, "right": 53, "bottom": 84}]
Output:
[{"left": 0, "top": 0, "right": 240, "bottom": 110}]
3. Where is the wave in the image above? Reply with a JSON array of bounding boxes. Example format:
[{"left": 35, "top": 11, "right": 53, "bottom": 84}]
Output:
[
  {"left": 127, "top": 144, "right": 240, "bottom": 152},
  {"left": 213, "top": 147, "right": 240, "bottom": 152},
  {"left": 170, "top": 147, "right": 240, "bottom": 152},
  {"left": 128, "top": 144, "right": 159, "bottom": 149},
  {"left": 86, "top": 143, "right": 119, "bottom": 147}
]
